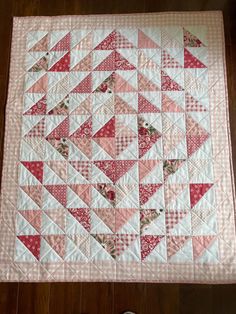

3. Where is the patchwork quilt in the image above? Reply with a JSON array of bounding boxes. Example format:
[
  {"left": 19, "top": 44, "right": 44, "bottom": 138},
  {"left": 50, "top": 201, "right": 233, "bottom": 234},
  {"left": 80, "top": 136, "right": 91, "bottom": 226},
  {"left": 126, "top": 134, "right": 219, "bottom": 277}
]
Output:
[{"left": 0, "top": 11, "right": 236, "bottom": 283}]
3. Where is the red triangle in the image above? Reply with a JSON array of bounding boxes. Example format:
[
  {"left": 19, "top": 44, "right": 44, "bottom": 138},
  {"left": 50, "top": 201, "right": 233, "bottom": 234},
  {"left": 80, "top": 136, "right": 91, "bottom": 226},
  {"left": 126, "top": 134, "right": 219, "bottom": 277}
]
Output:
[
  {"left": 51, "top": 33, "right": 70, "bottom": 51},
  {"left": 47, "top": 117, "right": 69, "bottom": 139},
  {"left": 94, "top": 160, "right": 136, "bottom": 183},
  {"left": 44, "top": 235, "right": 65, "bottom": 258},
  {"left": 70, "top": 117, "right": 92, "bottom": 138},
  {"left": 93, "top": 117, "right": 115, "bottom": 138},
  {"left": 21, "top": 161, "right": 43, "bottom": 183},
  {"left": 25, "top": 117, "right": 45, "bottom": 137},
  {"left": 190, "top": 183, "right": 213, "bottom": 208},
  {"left": 27, "top": 74, "right": 48, "bottom": 93},
  {"left": 49, "top": 52, "right": 70, "bottom": 71},
  {"left": 18, "top": 235, "right": 41, "bottom": 260},
  {"left": 71, "top": 73, "right": 92, "bottom": 93},
  {"left": 94, "top": 51, "right": 115, "bottom": 71},
  {"left": 94, "top": 31, "right": 116, "bottom": 50},
  {"left": 138, "top": 132, "right": 161, "bottom": 158},
  {"left": 44, "top": 185, "right": 67, "bottom": 207},
  {"left": 184, "top": 48, "right": 206, "bottom": 68},
  {"left": 24, "top": 95, "right": 47, "bottom": 115},
  {"left": 138, "top": 72, "right": 160, "bottom": 91},
  {"left": 161, "top": 71, "right": 183, "bottom": 91},
  {"left": 141, "top": 235, "right": 163, "bottom": 260},
  {"left": 138, "top": 93, "right": 160, "bottom": 113},
  {"left": 94, "top": 30, "right": 134, "bottom": 50},
  {"left": 29, "top": 34, "right": 49, "bottom": 51},
  {"left": 138, "top": 30, "right": 159, "bottom": 48},
  {"left": 192, "top": 236, "right": 215, "bottom": 259},
  {"left": 183, "top": 28, "right": 205, "bottom": 47},
  {"left": 20, "top": 210, "right": 42, "bottom": 233},
  {"left": 68, "top": 208, "right": 90, "bottom": 232},
  {"left": 139, "top": 184, "right": 162, "bottom": 205}
]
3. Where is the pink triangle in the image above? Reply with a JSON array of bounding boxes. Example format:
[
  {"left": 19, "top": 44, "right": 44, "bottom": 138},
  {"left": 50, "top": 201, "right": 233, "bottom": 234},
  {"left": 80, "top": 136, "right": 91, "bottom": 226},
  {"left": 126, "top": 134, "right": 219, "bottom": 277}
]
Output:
[
  {"left": 73, "top": 32, "right": 93, "bottom": 50},
  {"left": 93, "top": 208, "right": 116, "bottom": 232},
  {"left": 70, "top": 117, "right": 92, "bottom": 138},
  {"left": 93, "top": 117, "right": 115, "bottom": 138},
  {"left": 139, "top": 160, "right": 160, "bottom": 181},
  {"left": 70, "top": 138, "right": 92, "bottom": 159},
  {"left": 161, "top": 71, "right": 183, "bottom": 91},
  {"left": 190, "top": 183, "right": 213, "bottom": 208},
  {"left": 115, "top": 72, "right": 136, "bottom": 92},
  {"left": 51, "top": 33, "right": 70, "bottom": 51},
  {"left": 138, "top": 72, "right": 160, "bottom": 91},
  {"left": 185, "top": 92, "right": 206, "bottom": 112},
  {"left": 115, "top": 31, "right": 134, "bottom": 49},
  {"left": 192, "top": 236, "right": 216, "bottom": 259},
  {"left": 27, "top": 74, "right": 48, "bottom": 93},
  {"left": 44, "top": 185, "right": 67, "bottom": 207},
  {"left": 138, "top": 93, "right": 160, "bottom": 113},
  {"left": 49, "top": 52, "right": 70, "bottom": 71},
  {"left": 165, "top": 211, "right": 187, "bottom": 233},
  {"left": 162, "top": 50, "right": 182, "bottom": 68},
  {"left": 20, "top": 210, "right": 42, "bottom": 233},
  {"left": 139, "top": 184, "right": 162, "bottom": 205},
  {"left": 44, "top": 235, "right": 65, "bottom": 258},
  {"left": 68, "top": 208, "right": 90, "bottom": 232},
  {"left": 114, "top": 95, "right": 136, "bottom": 114},
  {"left": 71, "top": 52, "right": 92, "bottom": 71},
  {"left": 184, "top": 48, "right": 206, "bottom": 68},
  {"left": 47, "top": 117, "right": 69, "bottom": 139},
  {"left": 24, "top": 95, "right": 47, "bottom": 115},
  {"left": 21, "top": 185, "right": 43, "bottom": 207},
  {"left": 141, "top": 235, "right": 163, "bottom": 260},
  {"left": 71, "top": 73, "right": 92, "bottom": 93},
  {"left": 167, "top": 236, "right": 189, "bottom": 258},
  {"left": 93, "top": 138, "right": 116, "bottom": 158},
  {"left": 69, "top": 184, "right": 91, "bottom": 207},
  {"left": 187, "top": 134, "right": 209, "bottom": 156},
  {"left": 162, "top": 93, "right": 183, "bottom": 112},
  {"left": 21, "top": 161, "right": 43, "bottom": 183},
  {"left": 29, "top": 34, "right": 49, "bottom": 51},
  {"left": 18, "top": 235, "right": 41, "bottom": 260},
  {"left": 163, "top": 159, "right": 185, "bottom": 179},
  {"left": 115, "top": 208, "right": 137, "bottom": 232},
  {"left": 69, "top": 161, "right": 91, "bottom": 181},
  {"left": 94, "top": 160, "right": 136, "bottom": 183},
  {"left": 138, "top": 30, "right": 159, "bottom": 48}
]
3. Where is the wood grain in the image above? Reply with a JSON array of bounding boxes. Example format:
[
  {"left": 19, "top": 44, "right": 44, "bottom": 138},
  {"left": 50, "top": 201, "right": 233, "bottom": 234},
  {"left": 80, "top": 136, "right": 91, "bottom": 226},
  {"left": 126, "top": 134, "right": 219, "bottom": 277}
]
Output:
[{"left": 0, "top": 0, "right": 236, "bottom": 313}]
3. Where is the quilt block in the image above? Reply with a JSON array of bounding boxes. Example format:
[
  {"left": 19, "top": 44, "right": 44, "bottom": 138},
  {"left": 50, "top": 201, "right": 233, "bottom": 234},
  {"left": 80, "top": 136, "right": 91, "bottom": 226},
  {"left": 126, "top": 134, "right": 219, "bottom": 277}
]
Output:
[{"left": 0, "top": 12, "right": 236, "bottom": 282}]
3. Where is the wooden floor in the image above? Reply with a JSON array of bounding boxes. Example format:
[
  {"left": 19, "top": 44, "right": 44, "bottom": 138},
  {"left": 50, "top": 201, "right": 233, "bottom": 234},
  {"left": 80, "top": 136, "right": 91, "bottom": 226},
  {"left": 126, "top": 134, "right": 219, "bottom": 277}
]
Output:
[{"left": 1, "top": 0, "right": 236, "bottom": 313}]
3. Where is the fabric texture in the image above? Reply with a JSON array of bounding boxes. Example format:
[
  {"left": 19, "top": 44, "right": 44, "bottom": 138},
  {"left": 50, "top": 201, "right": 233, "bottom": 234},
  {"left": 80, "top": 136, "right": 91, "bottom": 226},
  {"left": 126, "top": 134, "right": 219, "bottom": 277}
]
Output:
[{"left": 0, "top": 11, "right": 236, "bottom": 283}]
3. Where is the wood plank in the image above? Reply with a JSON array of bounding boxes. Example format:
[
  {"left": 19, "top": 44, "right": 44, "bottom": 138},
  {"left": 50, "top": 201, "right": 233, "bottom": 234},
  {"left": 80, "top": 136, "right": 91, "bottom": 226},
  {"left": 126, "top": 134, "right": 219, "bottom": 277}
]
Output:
[
  {"left": 179, "top": 284, "right": 213, "bottom": 314},
  {"left": 49, "top": 283, "right": 82, "bottom": 314},
  {"left": 81, "top": 283, "right": 114, "bottom": 314},
  {"left": 114, "top": 283, "right": 146, "bottom": 314},
  {"left": 17, "top": 283, "right": 50, "bottom": 314},
  {"left": 212, "top": 285, "right": 236, "bottom": 314},
  {"left": 0, "top": 283, "right": 18, "bottom": 314},
  {"left": 145, "top": 284, "right": 179, "bottom": 314}
]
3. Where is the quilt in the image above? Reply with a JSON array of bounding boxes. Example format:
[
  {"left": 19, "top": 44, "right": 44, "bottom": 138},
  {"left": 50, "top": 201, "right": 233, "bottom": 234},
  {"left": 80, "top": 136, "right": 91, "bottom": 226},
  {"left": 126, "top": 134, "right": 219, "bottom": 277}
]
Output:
[{"left": 0, "top": 11, "right": 236, "bottom": 283}]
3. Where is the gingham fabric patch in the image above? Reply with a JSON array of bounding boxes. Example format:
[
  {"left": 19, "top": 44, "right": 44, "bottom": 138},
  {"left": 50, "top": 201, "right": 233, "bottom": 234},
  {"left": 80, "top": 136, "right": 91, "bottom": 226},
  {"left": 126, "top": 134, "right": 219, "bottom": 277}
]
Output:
[{"left": 0, "top": 12, "right": 236, "bottom": 283}]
